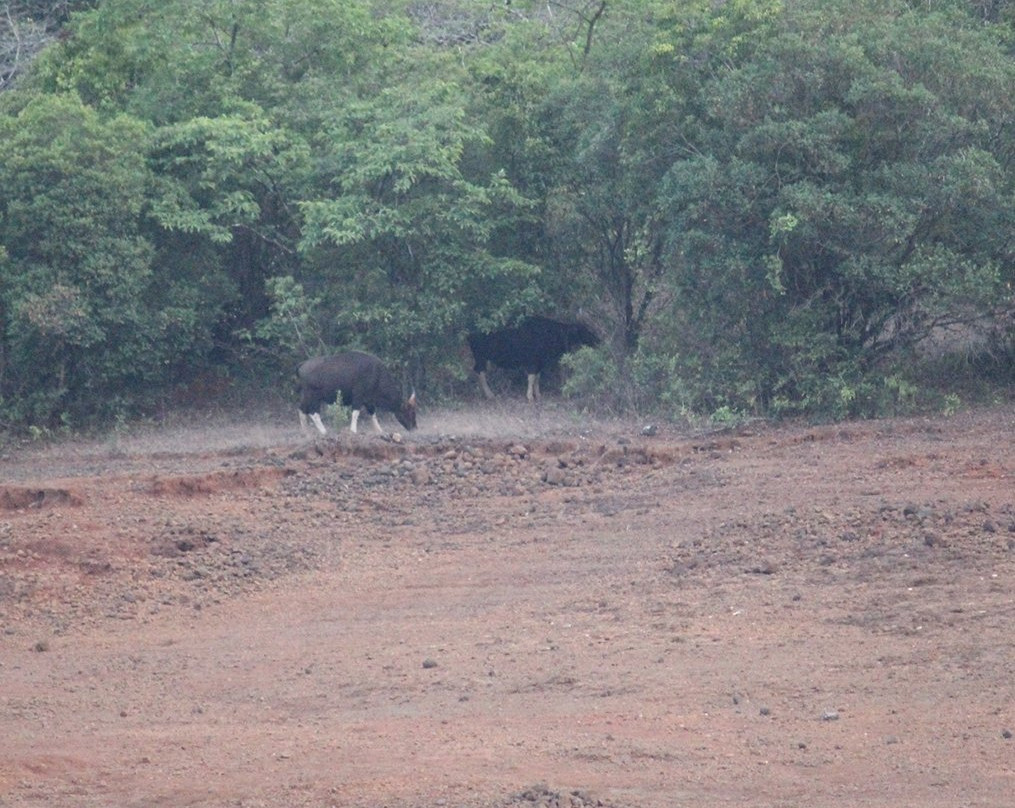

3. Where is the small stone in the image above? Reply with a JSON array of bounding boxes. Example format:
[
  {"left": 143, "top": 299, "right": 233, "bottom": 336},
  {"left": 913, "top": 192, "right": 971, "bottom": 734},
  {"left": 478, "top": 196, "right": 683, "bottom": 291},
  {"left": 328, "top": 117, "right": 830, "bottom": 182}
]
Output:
[
  {"left": 543, "top": 466, "right": 567, "bottom": 486},
  {"left": 821, "top": 710, "right": 840, "bottom": 721},
  {"left": 1002, "top": 729, "right": 1012, "bottom": 740},
  {"left": 422, "top": 658, "right": 438, "bottom": 669}
]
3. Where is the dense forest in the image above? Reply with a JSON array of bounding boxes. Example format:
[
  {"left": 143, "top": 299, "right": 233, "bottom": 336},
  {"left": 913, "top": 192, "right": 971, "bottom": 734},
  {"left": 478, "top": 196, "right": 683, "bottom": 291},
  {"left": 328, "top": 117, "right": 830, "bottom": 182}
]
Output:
[{"left": 1, "top": 0, "right": 1013, "bottom": 432}]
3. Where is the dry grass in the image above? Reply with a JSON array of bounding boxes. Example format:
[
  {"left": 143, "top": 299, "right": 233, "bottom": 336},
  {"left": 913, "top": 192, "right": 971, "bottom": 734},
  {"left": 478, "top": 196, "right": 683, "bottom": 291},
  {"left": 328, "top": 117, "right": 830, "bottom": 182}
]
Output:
[{"left": 1, "top": 397, "right": 680, "bottom": 484}]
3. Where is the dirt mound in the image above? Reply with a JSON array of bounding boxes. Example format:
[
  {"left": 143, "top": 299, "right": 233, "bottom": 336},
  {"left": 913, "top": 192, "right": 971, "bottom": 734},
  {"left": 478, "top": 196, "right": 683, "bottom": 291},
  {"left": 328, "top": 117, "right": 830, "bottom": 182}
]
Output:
[
  {"left": 0, "top": 486, "right": 82, "bottom": 510},
  {"left": 146, "top": 466, "right": 293, "bottom": 497}
]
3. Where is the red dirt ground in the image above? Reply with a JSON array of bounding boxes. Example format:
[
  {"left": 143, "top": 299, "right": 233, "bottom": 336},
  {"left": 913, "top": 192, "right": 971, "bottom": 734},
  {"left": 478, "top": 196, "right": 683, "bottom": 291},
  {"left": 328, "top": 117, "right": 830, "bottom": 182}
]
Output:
[{"left": 1, "top": 401, "right": 1013, "bottom": 808}]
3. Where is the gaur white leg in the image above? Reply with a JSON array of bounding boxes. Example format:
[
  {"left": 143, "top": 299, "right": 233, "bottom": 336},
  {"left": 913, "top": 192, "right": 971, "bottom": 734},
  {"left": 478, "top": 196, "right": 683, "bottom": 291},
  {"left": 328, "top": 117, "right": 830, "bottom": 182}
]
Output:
[
  {"left": 350, "top": 409, "right": 360, "bottom": 433},
  {"left": 310, "top": 412, "right": 327, "bottom": 435},
  {"left": 526, "top": 373, "right": 541, "bottom": 402},
  {"left": 299, "top": 410, "right": 309, "bottom": 433},
  {"left": 371, "top": 413, "right": 383, "bottom": 433},
  {"left": 478, "top": 370, "right": 495, "bottom": 399}
]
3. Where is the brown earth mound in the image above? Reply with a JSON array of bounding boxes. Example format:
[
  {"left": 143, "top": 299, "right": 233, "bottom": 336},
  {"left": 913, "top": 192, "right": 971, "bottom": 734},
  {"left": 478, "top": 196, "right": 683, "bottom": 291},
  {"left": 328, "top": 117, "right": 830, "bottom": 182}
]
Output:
[{"left": 0, "top": 486, "right": 82, "bottom": 511}]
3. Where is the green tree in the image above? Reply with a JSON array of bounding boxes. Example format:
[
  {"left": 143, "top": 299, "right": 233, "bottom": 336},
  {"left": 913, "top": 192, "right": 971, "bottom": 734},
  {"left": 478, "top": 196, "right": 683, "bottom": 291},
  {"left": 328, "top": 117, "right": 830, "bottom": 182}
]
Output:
[
  {"left": 3, "top": 0, "right": 1011, "bottom": 429},
  {"left": 17, "top": 0, "right": 405, "bottom": 382},
  {"left": 0, "top": 93, "right": 203, "bottom": 425},
  {"left": 296, "top": 69, "right": 539, "bottom": 385},
  {"left": 649, "top": 0, "right": 1014, "bottom": 415}
]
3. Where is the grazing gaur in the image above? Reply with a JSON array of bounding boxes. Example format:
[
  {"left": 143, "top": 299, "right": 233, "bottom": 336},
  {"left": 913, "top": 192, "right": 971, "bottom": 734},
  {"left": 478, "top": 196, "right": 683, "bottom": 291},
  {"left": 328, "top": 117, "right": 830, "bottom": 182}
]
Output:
[
  {"left": 467, "top": 315, "right": 600, "bottom": 401},
  {"left": 297, "top": 351, "right": 417, "bottom": 435}
]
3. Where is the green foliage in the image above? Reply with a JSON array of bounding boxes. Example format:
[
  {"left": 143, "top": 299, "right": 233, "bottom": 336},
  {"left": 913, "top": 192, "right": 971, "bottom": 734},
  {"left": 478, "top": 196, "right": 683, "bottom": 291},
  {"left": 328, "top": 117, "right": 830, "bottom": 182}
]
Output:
[
  {"left": 1, "top": 0, "right": 1013, "bottom": 431},
  {"left": 0, "top": 93, "right": 167, "bottom": 425},
  {"left": 149, "top": 113, "right": 307, "bottom": 242},
  {"left": 296, "top": 68, "right": 543, "bottom": 374},
  {"left": 560, "top": 345, "right": 623, "bottom": 412},
  {"left": 245, "top": 275, "right": 326, "bottom": 359},
  {"left": 650, "top": 0, "right": 1014, "bottom": 417},
  {"left": 562, "top": 344, "right": 698, "bottom": 417}
]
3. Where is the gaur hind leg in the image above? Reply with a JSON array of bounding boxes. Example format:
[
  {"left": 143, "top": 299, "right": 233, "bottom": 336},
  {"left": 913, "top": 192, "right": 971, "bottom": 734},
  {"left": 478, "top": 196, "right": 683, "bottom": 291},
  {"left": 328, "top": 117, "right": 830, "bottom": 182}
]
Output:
[
  {"left": 526, "top": 373, "right": 541, "bottom": 402},
  {"left": 478, "top": 369, "right": 495, "bottom": 399}
]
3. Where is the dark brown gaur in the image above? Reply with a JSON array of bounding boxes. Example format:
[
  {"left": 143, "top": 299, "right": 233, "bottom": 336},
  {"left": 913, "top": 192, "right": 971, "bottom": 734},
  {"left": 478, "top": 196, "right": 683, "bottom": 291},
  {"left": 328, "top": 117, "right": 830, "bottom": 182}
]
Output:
[
  {"left": 467, "top": 316, "right": 600, "bottom": 401},
  {"left": 297, "top": 351, "right": 416, "bottom": 435}
]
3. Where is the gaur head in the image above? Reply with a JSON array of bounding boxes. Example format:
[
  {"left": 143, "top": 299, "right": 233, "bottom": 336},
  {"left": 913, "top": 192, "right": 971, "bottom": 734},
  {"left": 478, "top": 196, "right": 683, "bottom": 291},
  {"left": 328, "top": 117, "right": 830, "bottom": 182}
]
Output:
[{"left": 397, "top": 392, "right": 418, "bottom": 431}]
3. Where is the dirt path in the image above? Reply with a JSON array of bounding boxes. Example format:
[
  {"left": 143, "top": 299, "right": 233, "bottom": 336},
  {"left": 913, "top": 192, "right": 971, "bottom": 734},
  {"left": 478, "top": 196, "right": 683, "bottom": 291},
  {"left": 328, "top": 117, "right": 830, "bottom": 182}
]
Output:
[{"left": 2, "top": 404, "right": 1013, "bottom": 807}]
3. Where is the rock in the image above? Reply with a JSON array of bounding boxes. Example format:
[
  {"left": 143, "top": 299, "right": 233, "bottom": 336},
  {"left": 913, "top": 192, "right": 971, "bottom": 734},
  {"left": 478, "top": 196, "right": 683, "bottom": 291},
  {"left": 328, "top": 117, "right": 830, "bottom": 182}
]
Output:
[{"left": 543, "top": 466, "right": 568, "bottom": 486}]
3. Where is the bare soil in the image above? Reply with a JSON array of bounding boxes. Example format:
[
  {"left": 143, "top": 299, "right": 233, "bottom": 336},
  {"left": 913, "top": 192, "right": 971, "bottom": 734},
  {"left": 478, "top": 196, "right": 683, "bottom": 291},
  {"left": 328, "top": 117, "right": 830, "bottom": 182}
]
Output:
[{"left": 1, "top": 401, "right": 1013, "bottom": 808}]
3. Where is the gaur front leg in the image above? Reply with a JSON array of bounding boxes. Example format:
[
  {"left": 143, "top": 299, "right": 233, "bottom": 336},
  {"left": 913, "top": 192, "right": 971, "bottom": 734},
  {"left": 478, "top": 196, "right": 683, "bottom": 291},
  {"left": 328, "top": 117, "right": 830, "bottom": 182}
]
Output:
[{"left": 310, "top": 412, "right": 327, "bottom": 435}]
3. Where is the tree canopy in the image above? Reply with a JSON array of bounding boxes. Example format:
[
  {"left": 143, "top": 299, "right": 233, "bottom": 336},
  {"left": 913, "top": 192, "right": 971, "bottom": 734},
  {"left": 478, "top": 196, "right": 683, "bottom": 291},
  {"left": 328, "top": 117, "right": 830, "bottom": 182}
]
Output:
[{"left": 1, "top": 0, "right": 1012, "bottom": 430}]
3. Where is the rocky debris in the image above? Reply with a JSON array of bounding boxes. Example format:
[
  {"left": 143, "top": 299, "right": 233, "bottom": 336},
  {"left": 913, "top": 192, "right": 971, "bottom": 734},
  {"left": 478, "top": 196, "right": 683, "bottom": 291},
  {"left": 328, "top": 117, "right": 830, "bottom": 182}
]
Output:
[
  {"left": 280, "top": 437, "right": 681, "bottom": 520},
  {"left": 671, "top": 500, "right": 1015, "bottom": 588},
  {"left": 1, "top": 434, "right": 680, "bottom": 632},
  {"left": 4, "top": 424, "right": 1010, "bottom": 649},
  {"left": 504, "top": 784, "right": 618, "bottom": 808}
]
